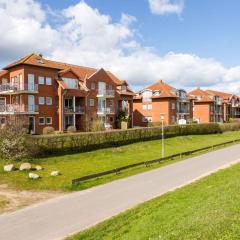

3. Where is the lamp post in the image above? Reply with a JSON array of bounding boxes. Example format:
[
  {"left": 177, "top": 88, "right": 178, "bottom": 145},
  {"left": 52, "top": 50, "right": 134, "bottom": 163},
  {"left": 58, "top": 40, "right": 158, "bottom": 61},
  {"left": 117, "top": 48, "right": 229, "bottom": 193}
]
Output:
[{"left": 160, "top": 114, "right": 165, "bottom": 159}]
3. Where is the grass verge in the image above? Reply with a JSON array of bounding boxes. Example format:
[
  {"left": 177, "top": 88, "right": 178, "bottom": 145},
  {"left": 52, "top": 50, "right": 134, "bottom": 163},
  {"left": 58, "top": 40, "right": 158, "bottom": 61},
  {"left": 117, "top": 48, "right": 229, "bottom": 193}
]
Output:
[
  {"left": 0, "top": 131, "right": 240, "bottom": 191},
  {"left": 0, "top": 195, "right": 8, "bottom": 211},
  {"left": 67, "top": 163, "right": 240, "bottom": 240}
]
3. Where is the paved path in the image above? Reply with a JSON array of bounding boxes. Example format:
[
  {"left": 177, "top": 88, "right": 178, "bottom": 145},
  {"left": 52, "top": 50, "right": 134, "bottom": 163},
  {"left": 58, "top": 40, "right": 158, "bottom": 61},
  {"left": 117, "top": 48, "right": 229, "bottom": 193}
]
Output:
[{"left": 1, "top": 144, "right": 240, "bottom": 240}]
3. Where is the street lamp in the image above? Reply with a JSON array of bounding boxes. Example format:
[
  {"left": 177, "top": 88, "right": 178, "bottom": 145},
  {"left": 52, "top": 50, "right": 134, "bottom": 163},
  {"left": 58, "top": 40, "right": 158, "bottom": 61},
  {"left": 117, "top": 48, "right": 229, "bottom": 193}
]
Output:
[{"left": 160, "top": 114, "right": 165, "bottom": 159}]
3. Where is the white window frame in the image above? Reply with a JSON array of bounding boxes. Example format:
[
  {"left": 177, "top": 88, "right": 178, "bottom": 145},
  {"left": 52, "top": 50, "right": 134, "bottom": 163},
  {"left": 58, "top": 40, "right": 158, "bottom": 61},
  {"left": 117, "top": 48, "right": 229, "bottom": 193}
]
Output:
[
  {"left": 89, "top": 99, "right": 95, "bottom": 107},
  {"left": 38, "top": 76, "right": 45, "bottom": 85},
  {"left": 147, "top": 104, "right": 152, "bottom": 110},
  {"left": 142, "top": 104, "right": 147, "bottom": 110},
  {"left": 39, "top": 97, "right": 45, "bottom": 105},
  {"left": 39, "top": 117, "right": 45, "bottom": 125},
  {"left": 46, "top": 77, "right": 52, "bottom": 85},
  {"left": 46, "top": 117, "right": 52, "bottom": 125},
  {"left": 46, "top": 97, "right": 52, "bottom": 105}
]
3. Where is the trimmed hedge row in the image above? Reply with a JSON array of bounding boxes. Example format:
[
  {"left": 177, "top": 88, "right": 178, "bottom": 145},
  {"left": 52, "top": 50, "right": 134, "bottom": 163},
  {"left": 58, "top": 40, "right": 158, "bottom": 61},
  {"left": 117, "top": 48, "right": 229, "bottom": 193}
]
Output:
[{"left": 30, "top": 123, "right": 222, "bottom": 156}]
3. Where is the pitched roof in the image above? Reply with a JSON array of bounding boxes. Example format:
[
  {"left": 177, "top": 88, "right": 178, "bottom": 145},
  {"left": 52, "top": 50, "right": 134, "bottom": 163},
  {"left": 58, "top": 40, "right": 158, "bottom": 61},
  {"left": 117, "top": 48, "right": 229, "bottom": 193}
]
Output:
[
  {"left": 3, "top": 53, "right": 126, "bottom": 86},
  {"left": 206, "top": 89, "right": 233, "bottom": 101},
  {"left": 0, "top": 70, "right": 8, "bottom": 77},
  {"left": 139, "top": 80, "right": 177, "bottom": 99},
  {"left": 146, "top": 80, "right": 176, "bottom": 92},
  {"left": 189, "top": 88, "right": 214, "bottom": 102}
]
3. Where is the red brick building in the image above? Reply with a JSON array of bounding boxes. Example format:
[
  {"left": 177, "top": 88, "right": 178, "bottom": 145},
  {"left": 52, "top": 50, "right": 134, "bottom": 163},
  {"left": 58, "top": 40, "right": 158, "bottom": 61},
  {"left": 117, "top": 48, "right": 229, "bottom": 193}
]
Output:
[
  {"left": 189, "top": 88, "right": 240, "bottom": 123},
  {"left": 0, "top": 54, "right": 134, "bottom": 134},
  {"left": 133, "top": 80, "right": 193, "bottom": 126}
]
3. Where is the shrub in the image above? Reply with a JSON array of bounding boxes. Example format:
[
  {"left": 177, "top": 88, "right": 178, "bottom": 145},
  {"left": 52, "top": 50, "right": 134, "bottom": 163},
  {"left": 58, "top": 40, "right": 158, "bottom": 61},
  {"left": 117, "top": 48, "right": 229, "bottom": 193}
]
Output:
[
  {"left": 31, "top": 123, "right": 223, "bottom": 156},
  {"left": 43, "top": 126, "right": 55, "bottom": 135},
  {"left": 0, "top": 123, "right": 31, "bottom": 162},
  {"left": 67, "top": 126, "right": 77, "bottom": 133},
  {"left": 90, "top": 119, "right": 104, "bottom": 132},
  {"left": 219, "top": 122, "right": 240, "bottom": 132}
]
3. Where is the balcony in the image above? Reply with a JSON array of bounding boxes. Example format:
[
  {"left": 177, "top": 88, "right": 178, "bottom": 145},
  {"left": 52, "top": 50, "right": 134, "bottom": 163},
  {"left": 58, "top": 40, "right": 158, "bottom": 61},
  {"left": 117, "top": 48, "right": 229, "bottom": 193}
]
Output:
[
  {"left": 0, "top": 104, "right": 39, "bottom": 114},
  {"left": 0, "top": 84, "right": 38, "bottom": 94},
  {"left": 97, "top": 107, "right": 115, "bottom": 115},
  {"left": 64, "top": 106, "right": 85, "bottom": 114},
  {"left": 97, "top": 89, "right": 115, "bottom": 98}
]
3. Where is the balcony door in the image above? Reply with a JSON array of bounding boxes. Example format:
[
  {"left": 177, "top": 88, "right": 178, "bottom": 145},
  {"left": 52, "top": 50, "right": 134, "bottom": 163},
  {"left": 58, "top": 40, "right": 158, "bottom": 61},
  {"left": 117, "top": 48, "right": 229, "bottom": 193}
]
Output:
[
  {"left": 98, "top": 98, "right": 106, "bottom": 112},
  {"left": 98, "top": 82, "right": 106, "bottom": 95},
  {"left": 28, "top": 74, "right": 35, "bottom": 91},
  {"left": 28, "top": 95, "right": 35, "bottom": 112}
]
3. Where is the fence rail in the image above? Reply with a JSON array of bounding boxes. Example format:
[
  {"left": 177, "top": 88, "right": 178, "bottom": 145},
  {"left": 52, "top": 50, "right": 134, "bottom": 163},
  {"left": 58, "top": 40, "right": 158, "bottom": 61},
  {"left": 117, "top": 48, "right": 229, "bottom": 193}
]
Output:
[{"left": 72, "top": 138, "right": 240, "bottom": 186}]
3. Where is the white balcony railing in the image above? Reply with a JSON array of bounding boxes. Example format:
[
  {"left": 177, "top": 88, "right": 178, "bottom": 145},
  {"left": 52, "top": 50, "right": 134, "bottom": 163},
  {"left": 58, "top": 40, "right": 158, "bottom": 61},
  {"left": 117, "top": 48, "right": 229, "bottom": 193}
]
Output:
[
  {"left": 97, "top": 89, "right": 115, "bottom": 97},
  {"left": 0, "top": 84, "right": 38, "bottom": 93},
  {"left": 0, "top": 104, "right": 39, "bottom": 114},
  {"left": 64, "top": 106, "right": 85, "bottom": 114},
  {"left": 97, "top": 107, "right": 114, "bottom": 114}
]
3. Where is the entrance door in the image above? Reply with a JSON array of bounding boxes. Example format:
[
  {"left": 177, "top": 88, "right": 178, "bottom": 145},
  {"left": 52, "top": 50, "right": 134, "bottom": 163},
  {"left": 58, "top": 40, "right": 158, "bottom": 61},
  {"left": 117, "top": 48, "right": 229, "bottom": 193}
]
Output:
[
  {"left": 28, "top": 95, "right": 35, "bottom": 112},
  {"left": 29, "top": 116, "right": 35, "bottom": 134},
  {"left": 64, "top": 115, "right": 73, "bottom": 130},
  {"left": 28, "top": 74, "right": 35, "bottom": 91}
]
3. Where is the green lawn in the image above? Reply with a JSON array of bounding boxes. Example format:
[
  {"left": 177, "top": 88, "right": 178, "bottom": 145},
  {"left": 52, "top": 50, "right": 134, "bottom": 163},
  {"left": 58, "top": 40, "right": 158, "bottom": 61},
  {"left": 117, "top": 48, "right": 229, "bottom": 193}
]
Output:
[
  {"left": 0, "top": 131, "right": 240, "bottom": 192},
  {"left": 67, "top": 163, "right": 240, "bottom": 240}
]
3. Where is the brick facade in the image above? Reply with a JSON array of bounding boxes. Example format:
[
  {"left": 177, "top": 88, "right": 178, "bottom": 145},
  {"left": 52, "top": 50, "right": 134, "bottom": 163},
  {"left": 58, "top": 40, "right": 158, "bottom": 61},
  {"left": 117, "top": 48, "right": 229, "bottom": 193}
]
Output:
[{"left": 0, "top": 54, "right": 134, "bottom": 134}]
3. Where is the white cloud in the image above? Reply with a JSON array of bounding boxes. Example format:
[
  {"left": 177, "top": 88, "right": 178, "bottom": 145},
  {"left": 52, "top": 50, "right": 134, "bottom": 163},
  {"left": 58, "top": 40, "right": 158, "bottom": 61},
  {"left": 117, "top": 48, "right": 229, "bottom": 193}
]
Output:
[
  {"left": 148, "top": 0, "right": 185, "bottom": 15},
  {"left": 0, "top": 0, "right": 240, "bottom": 94}
]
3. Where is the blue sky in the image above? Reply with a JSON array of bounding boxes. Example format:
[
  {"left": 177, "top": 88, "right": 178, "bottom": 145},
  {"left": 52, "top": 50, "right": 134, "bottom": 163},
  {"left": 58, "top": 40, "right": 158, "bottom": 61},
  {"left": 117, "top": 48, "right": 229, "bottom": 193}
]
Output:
[
  {"left": 1, "top": 0, "right": 240, "bottom": 92},
  {"left": 38, "top": 0, "right": 240, "bottom": 67}
]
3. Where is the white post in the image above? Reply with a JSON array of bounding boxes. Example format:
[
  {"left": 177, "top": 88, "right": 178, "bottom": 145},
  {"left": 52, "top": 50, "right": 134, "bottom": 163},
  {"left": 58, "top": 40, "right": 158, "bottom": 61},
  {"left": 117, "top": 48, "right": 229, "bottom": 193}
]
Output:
[{"left": 160, "top": 114, "right": 165, "bottom": 159}]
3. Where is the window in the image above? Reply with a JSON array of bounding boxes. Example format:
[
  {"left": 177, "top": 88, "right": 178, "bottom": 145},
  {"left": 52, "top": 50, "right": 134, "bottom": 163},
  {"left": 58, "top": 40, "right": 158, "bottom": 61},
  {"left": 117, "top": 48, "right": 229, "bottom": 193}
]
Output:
[
  {"left": 108, "top": 84, "right": 113, "bottom": 90},
  {"left": 46, "top": 97, "right": 52, "bottom": 105},
  {"left": 39, "top": 117, "right": 45, "bottom": 125},
  {"left": 172, "top": 102, "right": 175, "bottom": 110},
  {"left": 142, "top": 116, "right": 152, "bottom": 123},
  {"left": 62, "top": 78, "right": 78, "bottom": 89},
  {"left": 147, "top": 104, "right": 152, "bottom": 110},
  {"left": 46, "top": 77, "right": 52, "bottom": 85},
  {"left": 89, "top": 99, "right": 95, "bottom": 107},
  {"left": 142, "top": 104, "right": 152, "bottom": 110},
  {"left": 39, "top": 97, "right": 45, "bottom": 105},
  {"left": 91, "top": 82, "right": 96, "bottom": 90},
  {"left": 38, "top": 76, "right": 44, "bottom": 85},
  {"left": 121, "top": 85, "right": 127, "bottom": 91},
  {"left": 142, "top": 90, "right": 152, "bottom": 102},
  {"left": 46, "top": 117, "right": 52, "bottom": 125},
  {"left": 171, "top": 116, "right": 176, "bottom": 123},
  {"left": 109, "top": 99, "right": 114, "bottom": 107},
  {"left": 0, "top": 97, "right": 6, "bottom": 105}
]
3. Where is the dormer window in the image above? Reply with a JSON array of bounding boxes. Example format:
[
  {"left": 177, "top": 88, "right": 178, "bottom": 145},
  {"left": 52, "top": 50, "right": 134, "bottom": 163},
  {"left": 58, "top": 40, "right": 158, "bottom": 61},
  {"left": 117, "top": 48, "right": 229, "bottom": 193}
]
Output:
[
  {"left": 62, "top": 77, "right": 78, "bottom": 89},
  {"left": 142, "top": 90, "right": 152, "bottom": 102},
  {"left": 121, "top": 85, "right": 127, "bottom": 91},
  {"left": 153, "top": 90, "right": 160, "bottom": 95}
]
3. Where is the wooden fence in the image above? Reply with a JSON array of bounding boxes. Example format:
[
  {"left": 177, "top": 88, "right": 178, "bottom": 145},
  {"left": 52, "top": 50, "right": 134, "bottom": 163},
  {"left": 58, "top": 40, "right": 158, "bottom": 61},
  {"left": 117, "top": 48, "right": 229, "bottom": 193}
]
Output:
[{"left": 72, "top": 139, "right": 240, "bottom": 186}]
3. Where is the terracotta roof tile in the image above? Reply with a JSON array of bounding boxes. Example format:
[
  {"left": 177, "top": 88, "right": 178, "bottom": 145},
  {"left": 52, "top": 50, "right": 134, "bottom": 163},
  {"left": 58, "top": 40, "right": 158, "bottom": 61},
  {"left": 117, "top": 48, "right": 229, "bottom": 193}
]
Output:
[{"left": 4, "top": 53, "right": 126, "bottom": 86}]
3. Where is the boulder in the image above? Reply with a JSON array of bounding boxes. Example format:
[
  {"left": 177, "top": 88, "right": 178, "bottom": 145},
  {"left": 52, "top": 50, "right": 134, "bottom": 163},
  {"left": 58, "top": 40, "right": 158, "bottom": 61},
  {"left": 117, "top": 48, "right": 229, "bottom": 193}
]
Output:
[
  {"left": 51, "top": 171, "right": 60, "bottom": 177},
  {"left": 3, "top": 164, "right": 15, "bottom": 172},
  {"left": 29, "top": 173, "right": 40, "bottom": 180},
  {"left": 19, "top": 163, "right": 32, "bottom": 171},
  {"left": 35, "top": 165, "right": 43, "bottom": 171}
]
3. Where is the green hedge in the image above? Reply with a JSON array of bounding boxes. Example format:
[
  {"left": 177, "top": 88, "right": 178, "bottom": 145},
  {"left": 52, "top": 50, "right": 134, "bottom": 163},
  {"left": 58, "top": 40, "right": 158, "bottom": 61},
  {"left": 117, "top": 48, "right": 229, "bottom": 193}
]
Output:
[
  {"left": 30, "top": 123, "right": 222, "bottom": 156},
  {"left": 219, "top": 122, "right": 240, "bottom": 132}
]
